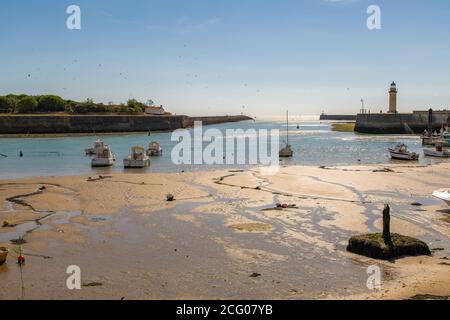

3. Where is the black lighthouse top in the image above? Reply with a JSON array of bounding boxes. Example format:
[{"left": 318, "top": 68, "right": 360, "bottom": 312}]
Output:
[{"left": 390, "top": 81, "right": 397, "bottom": 92}]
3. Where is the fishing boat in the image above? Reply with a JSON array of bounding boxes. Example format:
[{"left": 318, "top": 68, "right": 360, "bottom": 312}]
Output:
[
  {"left": 389, "top": 144, "right": 419, "bottom": 160},
  {"left": 279, "top": 111, "right": 293, "bottom": 158},
  {"left": 0, "top": 247, "right": 8, "bottom": 265},
  {"left": 123, "top": 146, "right": 150, "bottom": 168},
  {"left": 85, "top": 139, "right": 105, "bottom": 156},
  {"left": 423, "top": 141, "right": 449, "bottom": 158},
  {"left": 146, "top": 141, "right": 163, "bottom": 157},
  {"left": 432, "top": 189, "right": 450, "bottom": 206},
  {"left": 91, "top": 144, "right": 115, "bottom": 167}
]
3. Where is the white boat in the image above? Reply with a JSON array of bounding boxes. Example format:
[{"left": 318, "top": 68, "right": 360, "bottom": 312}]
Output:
[
  {"left": 432, "top": 189, "right": 450, "bottom": 206},
  {"left": 279, "top": 110, "right": 293, "bottom": 158},
  {"left": 389, "top": 144, "right": 419, "bottom": 160},
  {"left": 91, "top": 144, "right": 115, "bottom": 167},
  {"left": 423, "top": 141, "right": 449, "bottom": 158},
  {"left": 85, "top": 139, "right": 105, "bottom": 156},
  {"left": 146, "top": 141, "right": 163, "bottom": 157},
  {"left": 123, "top": 146, "right": 150, "bottom": 168}
]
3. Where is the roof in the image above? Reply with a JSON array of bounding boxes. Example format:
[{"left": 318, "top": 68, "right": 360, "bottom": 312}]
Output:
[{"left": 145, "top": 106, "right": 164, "bottom": 110}]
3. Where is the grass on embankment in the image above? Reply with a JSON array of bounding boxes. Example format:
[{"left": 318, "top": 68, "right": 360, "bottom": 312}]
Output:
[{"left": 331, "top": 123, "right": 355, "bottom": 132}]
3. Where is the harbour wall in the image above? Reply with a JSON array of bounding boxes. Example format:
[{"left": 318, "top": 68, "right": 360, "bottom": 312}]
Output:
[
  {"left": 319, "top": 114, "right": 356, "bottom": 121},
  {"left": 0, "top": 114, "right": 252, "bottom": 134},
  {"left": 189, "top": 115, "right": 253, "bottom": 126},
  {"left": 355, "top": 111, "right": 450, "bottom": 134}
]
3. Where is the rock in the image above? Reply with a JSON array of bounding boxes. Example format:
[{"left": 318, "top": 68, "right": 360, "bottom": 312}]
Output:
[
  {"left": 82, "top": 281, "right": 103, "bottom": 287},
  {"left": 10, "top": 238, "right": 27, "bottom": 245},
  {"left": 347, "top": 233, "right": 431, "bottom": 260},
  {"left": 249, "top": 272, "right": 261, "bottom": 278},
  {"left": 373, "top": 168, "right": 394, "bottom": 173},
  {"left": 2, "top": 221, "right": 9, "bottom": 227},
  {"left": 411, "top": 202, "right": 423, "bottom": 206},
  {"left": 166, "top": 194, "right": 175, "bottom": 202}
]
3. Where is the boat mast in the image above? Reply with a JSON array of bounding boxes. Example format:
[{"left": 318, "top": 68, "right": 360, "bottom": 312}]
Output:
[{"left": 286, "top": 110, "right": 289, "bottom": 146}]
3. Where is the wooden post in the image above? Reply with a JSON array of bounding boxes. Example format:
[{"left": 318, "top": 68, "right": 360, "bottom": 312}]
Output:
[{"left": 383, "top": 204, "right": 391, "bottom": 239}]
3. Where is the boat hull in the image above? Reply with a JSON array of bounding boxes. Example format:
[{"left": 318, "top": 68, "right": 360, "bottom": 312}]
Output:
[
  {"left": 389, "top": 149, "right": 419, "bottom": 160},
  {"left": 123, "top": 159, "right": 150, "bottom": 168},
  {"left": 146, "top": 149, "right": 162, "bottom": 157},
  {"left": 0, "top": 247, "right": 8, "bottom": 265},
  {"left": 91, "top": 158, "right": 115, "bottom": 167},
  {"left": 423, "top": 149, "right": 449, "bottom": 158},
  {"left": 432, "top": 189, "right": 450, "bottom": 206}
]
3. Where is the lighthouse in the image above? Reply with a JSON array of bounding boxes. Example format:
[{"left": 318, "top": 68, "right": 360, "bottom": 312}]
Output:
[{"left": 388, "top": 81, "right": 397, "bottom": 113}]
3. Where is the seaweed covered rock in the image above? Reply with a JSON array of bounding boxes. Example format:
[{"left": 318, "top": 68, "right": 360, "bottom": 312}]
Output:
[{"left": 347, "top": 233, "right": 431, "bottom": 260}]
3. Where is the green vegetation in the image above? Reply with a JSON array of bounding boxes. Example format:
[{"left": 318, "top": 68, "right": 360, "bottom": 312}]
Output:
[
  {"left": 17, "top": 96, "right": 38, "bottom": 113},
  {"left": 347, "top": 233, "right": 431, "bottom": 260},
  {"left": 0, "top": 94, "right": 150, "bottom": 115},
  {"left": 331, "top": 123, "right": 355, "bottom": 132}
]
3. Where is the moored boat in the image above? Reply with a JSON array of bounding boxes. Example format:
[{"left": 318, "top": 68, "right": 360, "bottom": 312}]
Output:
[
  {"left": 91, "top": 144, "right": 115, "bottom": 167},
  {"left": 146, "top": 141, "right": 163, "bottom": 157},
  {"left": 389, "top": 144, "right": 419, "bottom": 160},
  {"left": 432, "top": 189, "right": 450, "bottom": 206},
  {"left": 279, "top": 110, "right": 293, "bottom": 158},
  {"left": 423, "top": 141, "right": 449, "bottom": 158},
  {"left": 124, "top": 146, "right": 150, "bottom": 168},
  {"left": 85, "top": 139, "right": 106, "bottom": 156}
]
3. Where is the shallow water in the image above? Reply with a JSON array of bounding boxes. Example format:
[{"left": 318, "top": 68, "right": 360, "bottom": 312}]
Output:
[{"left": 0, "top": 120, "right": 445, "bottom": 179}]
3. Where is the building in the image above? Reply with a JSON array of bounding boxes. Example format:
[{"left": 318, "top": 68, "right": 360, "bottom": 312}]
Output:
[
  {"left": 145, "top": 105, "right": 165, "bottom": 115},
  {"left": 388, "top": 81, "right": 398, "bottom": 113}
]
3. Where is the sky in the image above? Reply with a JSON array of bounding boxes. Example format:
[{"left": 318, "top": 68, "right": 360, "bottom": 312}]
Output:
[{"left": 0, "top": 0, "right": 449, "bottom": 116}]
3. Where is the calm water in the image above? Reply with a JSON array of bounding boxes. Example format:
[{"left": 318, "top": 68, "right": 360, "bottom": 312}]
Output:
[{"left": 0, "top": 120, "right": 445, "bottom": 179}]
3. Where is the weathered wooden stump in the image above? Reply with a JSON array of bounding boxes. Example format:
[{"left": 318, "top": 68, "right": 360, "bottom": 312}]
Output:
[{"left": 382, "top": 204, "right": 391, "bottom": 240}]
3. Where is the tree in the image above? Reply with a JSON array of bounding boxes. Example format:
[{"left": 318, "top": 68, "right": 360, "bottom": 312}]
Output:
[
  {"left": 16, "top": 96, "right": 38, "bottom": 114},
  {"left": 127, "top": 99, "right": 145, "bottom": 113},
  {"left": 0, "top": 96, "right": 15, "bottom": 113},
  {"left": 37, "top": 95, "right": 66, "bottom": 112}
]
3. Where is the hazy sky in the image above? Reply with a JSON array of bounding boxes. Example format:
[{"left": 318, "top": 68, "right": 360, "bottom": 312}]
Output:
[{"left": 1, "top": 0, "right": 449, "bottom": 116}]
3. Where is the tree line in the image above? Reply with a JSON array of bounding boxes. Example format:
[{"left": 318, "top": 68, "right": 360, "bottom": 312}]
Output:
[{"left": 0, "top": 94, "right": 150, "bottom": 114}]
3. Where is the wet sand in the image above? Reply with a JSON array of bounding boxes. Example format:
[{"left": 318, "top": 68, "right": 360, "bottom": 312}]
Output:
[{"left": 0, "top": 163, "right": 449, "bottom": 300}]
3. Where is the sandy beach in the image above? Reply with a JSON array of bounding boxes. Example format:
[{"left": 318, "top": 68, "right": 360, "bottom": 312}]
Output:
[{"left": 0, "top": 163, "right": 449, "bottom": 300}]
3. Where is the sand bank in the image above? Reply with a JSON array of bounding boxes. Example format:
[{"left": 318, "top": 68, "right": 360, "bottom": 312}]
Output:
[{"left": 0, "top": 163, "right": 449, "bottom": 299}]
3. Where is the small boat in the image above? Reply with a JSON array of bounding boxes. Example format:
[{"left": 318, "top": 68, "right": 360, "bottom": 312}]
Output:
[
  {"left": 279, "top": 111, "right": 293, "bottom": 158},
  {"left": 146, "top": 141, "right": 163, "bottom": 157},
  {"left": 85, "top": 139, "right": 105, "bottom": 156},
  {"left": 432, "top": 188, "right": 450, "bottom": 206},
  {"left": 389, "top": 143, "right": 419, "bottom": 160},
  {"left": 91, "top": 144, "right": 115, "bottom": 167},
  {"left": 423, "top": 141, "right": 449, "bottom": 158},
  {"left": 124, "top": 146, "right": 150, "bottom": 168},
  {"left": 0, "top": 247, "right": 9, "bottom": 265}
]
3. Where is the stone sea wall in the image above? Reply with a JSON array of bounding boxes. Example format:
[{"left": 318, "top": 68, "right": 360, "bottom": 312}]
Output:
[
  {"left": 319, "top": 114, "right": 356, "bottom": 121},
  {"left": 0, "top": 114, "right": 253, "bottom": 134},
  {"left": 355, "top": 111, "right": 450, "bottom": 134}
]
